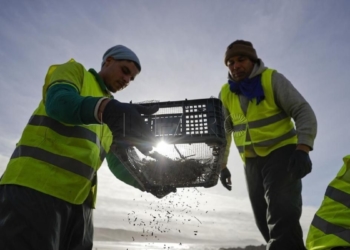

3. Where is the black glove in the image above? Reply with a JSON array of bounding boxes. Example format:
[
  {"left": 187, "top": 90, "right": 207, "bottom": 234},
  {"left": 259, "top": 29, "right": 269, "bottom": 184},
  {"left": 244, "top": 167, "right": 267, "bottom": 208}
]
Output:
[
  {"left": 131, "top": 104, "right": 159, "bottom": 116},
  {"left": 220, "top": 167, "right": 232, "bottom": 191},
  {"left": 287, "top": 150, "right": 312, "bottom": 179},
  {"left": 103, "top": 100, "right": 159, "bottom": 154}
]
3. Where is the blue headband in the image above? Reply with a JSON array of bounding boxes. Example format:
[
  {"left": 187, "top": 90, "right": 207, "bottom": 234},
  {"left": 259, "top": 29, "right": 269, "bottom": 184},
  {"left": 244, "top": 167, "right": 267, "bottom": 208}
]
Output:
[{"left": 101, "top": 45, "right": 141, "bottom": 71}]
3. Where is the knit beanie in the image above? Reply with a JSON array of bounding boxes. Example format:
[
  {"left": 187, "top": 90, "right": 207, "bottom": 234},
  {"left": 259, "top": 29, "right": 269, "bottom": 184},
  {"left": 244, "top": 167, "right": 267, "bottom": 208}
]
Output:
[
  {"left": 224, "top": 40, "right": 258, "bottom": 65},
  {"left": 101, "top": 45, "right": 141, "bottom": 72}
]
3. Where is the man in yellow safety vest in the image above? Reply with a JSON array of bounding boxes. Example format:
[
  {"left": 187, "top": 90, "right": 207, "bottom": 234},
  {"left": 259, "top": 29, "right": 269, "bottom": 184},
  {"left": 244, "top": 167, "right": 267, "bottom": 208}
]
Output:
[
  {"left": 219, "top": 40, "right": 317, "bottom": 250},
  {"left": 0, "top": 45, "right": 160, "bottom": 249}
]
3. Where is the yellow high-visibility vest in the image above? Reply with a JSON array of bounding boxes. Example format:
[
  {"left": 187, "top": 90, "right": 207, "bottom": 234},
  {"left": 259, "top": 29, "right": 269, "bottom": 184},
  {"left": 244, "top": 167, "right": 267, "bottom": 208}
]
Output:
[
  {"left": 306, "top": 155, "right": 350, "bottom": 250},
  {"left": 0, "top": 59, "right": 112, "bottom": 207},
  {"left": 220, "top": 68, "right": 297, "bottom": 162}
]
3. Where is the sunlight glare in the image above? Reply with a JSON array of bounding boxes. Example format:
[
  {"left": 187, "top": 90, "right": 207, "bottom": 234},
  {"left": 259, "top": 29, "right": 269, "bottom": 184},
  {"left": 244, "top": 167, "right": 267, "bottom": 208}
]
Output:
[{"left": 155, "top": 140, "right": 172, "bottom": 156}]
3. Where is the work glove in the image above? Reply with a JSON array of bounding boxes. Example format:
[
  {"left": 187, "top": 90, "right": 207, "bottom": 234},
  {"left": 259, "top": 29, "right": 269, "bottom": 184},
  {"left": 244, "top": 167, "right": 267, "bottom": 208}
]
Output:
[
  {"left": 103, "top": 100, "right": 159, "bottom": 154},
  {"left": 287, "top": 150, "right": 312, "bottom": 179},
  {"left": 220, "top": 167, "right": 232, "bottom": 191}
]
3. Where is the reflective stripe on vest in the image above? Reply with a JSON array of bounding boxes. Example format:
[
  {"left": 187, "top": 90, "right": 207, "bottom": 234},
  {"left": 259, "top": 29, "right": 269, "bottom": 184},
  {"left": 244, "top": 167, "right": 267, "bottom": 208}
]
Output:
[
  {"left": 28, "top": 115, "right": 107, "bottom": 161},
  {"left": 236, "top": 128, "right": 296, "bottom": 153},
  {"left": 220, "top": 68, "right": 297, "bottom": 162},
  {"left": 11, "top": 145, "right": 95, "bottom": 180},
  {"left": 233, "top": 111, "right": 289, "bottom": 131},
  {"left": 325, "top": 185, "right": 350, "bottom": 209},
  {"left": 312, "top": 215, "right": 350, "bottom": 243}
]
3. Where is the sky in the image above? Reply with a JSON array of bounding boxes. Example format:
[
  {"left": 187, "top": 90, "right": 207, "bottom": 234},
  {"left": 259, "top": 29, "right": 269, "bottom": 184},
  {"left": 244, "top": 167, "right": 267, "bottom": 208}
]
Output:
[{"left": 1, "top": 0, "right": 350, "bottom": 248}]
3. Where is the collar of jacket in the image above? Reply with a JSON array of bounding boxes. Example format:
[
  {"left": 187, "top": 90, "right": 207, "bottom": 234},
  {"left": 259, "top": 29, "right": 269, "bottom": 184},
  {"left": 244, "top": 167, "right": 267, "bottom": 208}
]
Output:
[
  {"left": 228, "top": 75, "right": 265, "bottom": 104},
  {"left": 227, "top": 60, "right": 267, "bottom": 104},
  {"left": 88, "top": 68, "right": 113, "bottom": 98}
]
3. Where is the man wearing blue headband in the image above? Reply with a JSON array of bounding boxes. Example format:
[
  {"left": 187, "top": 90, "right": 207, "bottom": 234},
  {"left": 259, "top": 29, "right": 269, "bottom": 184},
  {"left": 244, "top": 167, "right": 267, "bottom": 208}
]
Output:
[{"left": 0, "top": 45, "right": 159, "bottom": 249}]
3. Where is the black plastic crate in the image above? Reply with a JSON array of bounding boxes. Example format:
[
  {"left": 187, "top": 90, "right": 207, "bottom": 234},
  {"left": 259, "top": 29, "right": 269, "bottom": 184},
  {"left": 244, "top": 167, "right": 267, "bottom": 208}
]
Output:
[
  {"left": 143, "top": 97, "right": 226, "bottom": 144},
  {"left": 111, "top": 97, "right": 226, "bottom": 198}
]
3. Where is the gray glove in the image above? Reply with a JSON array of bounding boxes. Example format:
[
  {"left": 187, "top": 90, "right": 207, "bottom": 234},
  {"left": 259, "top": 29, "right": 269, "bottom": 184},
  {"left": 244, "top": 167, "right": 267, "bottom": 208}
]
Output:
[
  {"left": 220, "top": 167, "right": 232, "bottom": 191},
  {"left": 103, "top": 100, "right": 158, "bottom": 154}
]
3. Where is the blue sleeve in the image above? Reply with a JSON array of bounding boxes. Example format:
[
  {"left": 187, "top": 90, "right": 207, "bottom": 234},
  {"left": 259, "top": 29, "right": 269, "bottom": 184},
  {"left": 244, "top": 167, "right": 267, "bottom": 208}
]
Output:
[
  {"left": 45, "top": 83, "right": 101, "bottom": 125},
  {"left": 105, "top": 151, "right": 144, "bottom": 191}
]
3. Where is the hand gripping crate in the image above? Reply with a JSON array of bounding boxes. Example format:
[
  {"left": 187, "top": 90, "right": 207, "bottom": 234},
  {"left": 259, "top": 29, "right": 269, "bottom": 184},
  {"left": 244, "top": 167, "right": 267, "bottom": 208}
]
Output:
[{"left": 112, "top": 97, "right": 227, "bottom": 198}]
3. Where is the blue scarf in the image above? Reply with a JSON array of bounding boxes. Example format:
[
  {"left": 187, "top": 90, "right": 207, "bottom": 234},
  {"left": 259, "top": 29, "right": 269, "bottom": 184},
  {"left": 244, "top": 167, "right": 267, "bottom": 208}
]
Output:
[{"left": 228, "top": 75, "right": 265, "bottom": 104}]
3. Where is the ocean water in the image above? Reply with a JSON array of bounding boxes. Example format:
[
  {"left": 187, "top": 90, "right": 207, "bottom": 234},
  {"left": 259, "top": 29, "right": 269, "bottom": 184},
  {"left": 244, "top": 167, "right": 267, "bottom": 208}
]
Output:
[{"left": 93, "top": 241, "right": 220, "bottom": 250}]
